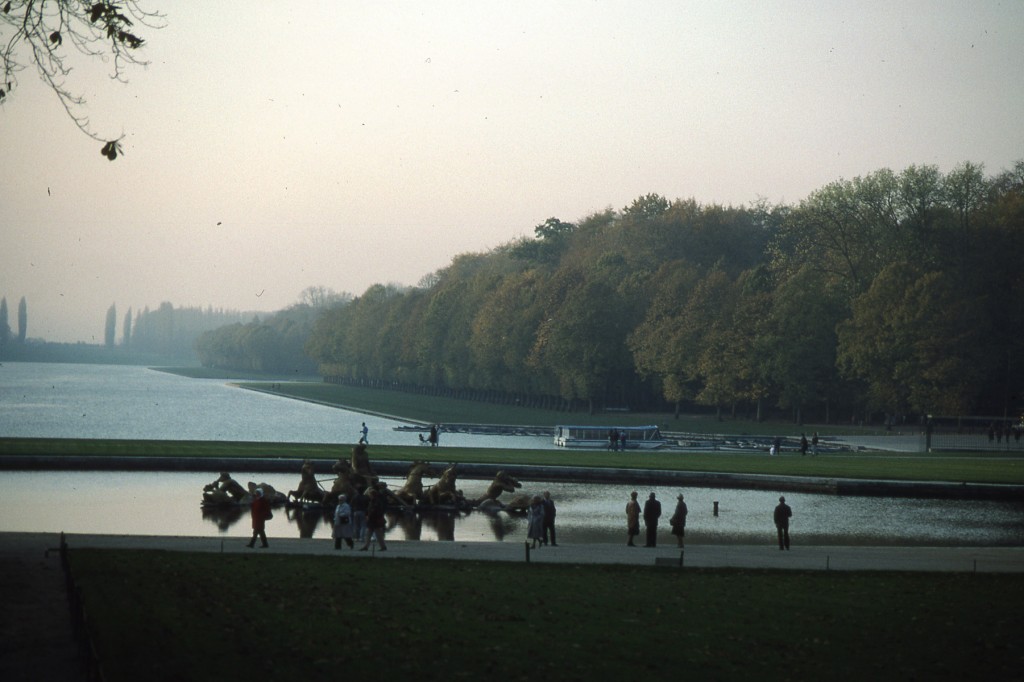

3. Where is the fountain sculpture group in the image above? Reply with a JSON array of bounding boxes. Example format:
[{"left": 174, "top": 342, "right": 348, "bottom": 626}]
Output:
[{"left": 200, "top": 443, "right": 532, "bottom": 514}]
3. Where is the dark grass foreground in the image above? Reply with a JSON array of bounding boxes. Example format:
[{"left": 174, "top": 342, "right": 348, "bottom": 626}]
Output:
[{"left": 71, "top": 550, "right": 1022, "bottom": 681}]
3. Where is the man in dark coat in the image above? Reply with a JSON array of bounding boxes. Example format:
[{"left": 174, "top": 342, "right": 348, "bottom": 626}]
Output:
[
  {"left": 541, "top": 491, "right": 557, "bottom": 546},
  {"left": 774, "top": 496, "right": 793, "bottom": 550},
  {"left": 643, "top": 492, "right": 661, "bottom": 547}
]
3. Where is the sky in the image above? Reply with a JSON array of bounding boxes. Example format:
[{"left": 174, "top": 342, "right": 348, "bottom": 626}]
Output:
[{"left": 2, "top": 1, "right": 1022, "bottom": 343}]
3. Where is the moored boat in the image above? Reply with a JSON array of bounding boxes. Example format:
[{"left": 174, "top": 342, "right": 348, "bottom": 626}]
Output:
[{"left": 554, "top": 425, "right": 668, "bottom": 449}]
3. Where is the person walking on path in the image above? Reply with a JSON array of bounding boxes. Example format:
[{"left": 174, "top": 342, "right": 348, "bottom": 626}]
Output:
[
  {"left": 643, "top": 492, "right": 661, "bottom": 547},
  {"left": 359, "top": 422, "right": 369, "bottom": 445},
  {"left": 774, "top": 496, "right": 793, "bottom": 550},
  {"left": 625, "top": 491, "right": 641, "bottom": 546},
  {"left": 246, "top": 488, "right": 271, "bottom": 548},
  {"left": 527, "top": 495, "right": 546, "bottom": 548},
  {"left": 799, "top": 434, "right": 808, "bottom": 456},
  {"left": 811, "top": 432, "right": 819, "bottom": 456},
  {"left": 608, "top": 428, "right": 619, "bottom": 451},
  {"left": 670, "top": 494, "right": 688, "bottom": 548},
  {"left": 332, "top": 494, "right": 355, "bottom": 550},
  {"left": 359, "top": 487, "right": 387, "bottom": 551},
  {"left": 541, "top": 491, "right": 557, "bottom": 546}
]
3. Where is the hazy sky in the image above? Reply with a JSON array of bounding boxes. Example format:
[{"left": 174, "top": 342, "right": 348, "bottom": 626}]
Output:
[{"left": 2, "top": 1, "right": 1022, "bottom": 343}]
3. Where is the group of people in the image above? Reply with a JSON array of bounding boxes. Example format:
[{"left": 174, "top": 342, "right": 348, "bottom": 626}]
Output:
[
  {"left": 526, "top": 491, "right": 557, "bottom": 548},
  {"left": 330, "top": 484, "right": 389, "bottom": 551},
  {"left": 768, "top": 433, "right": 819, "bottom": 456},
  {"left": 248, "top": 484, "right": 795, "bottom": 552},
  {"left": 625, "top": 491, "right": 688, "bottom": 548},
  {"left": 608, "top": 428, "right": 630, "bottom": 451}
]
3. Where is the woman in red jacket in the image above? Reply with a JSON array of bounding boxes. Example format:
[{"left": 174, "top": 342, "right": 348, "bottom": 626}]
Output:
[{"left": 247, "top": 488, "right": 272, "bottom": 548}]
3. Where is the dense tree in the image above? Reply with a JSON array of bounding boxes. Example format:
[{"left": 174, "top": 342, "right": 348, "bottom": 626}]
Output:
[{"left": 296, "top": 162, "right": 1024, "bottom": 423}]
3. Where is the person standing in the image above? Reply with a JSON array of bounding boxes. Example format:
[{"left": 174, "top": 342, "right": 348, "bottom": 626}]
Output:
[
  {"left": 643, "top": 492, "right": 661, "bottom": 547},
  {"left": 246, "top": 487, "right": 271, "bottom": 548},
  {"left": 774, "top": 496, "right": 793, "bottom": 550},
  {"left": 351, "top": 486, "right": 369, "bottom": 544},
  {"left": 428, "top": 424, "right": 439, "bottom": 447},
  {"left": 811, "top": 432, "right": 819, "bottom": 456},
  {"left": 527, "top": 495, "right": 545, "bottom": 549},
  {"left": 541, "top": 491, "right": 557, "bottom": 546},
  {"left": 608, "top": 428, "right": 619, "bottom": 451},
  {"left": 359, "top": 487, "right": 387, "bottom": 551},
  {"left": 670, "top": 493, "right": 688, "bottom": 548},
  {"left": 625, "top": 491, "right": 641, "bottom": 546},
  {"left": 799, "top": 434, "right": 808, "bottom": 456},
  {"left": 332, "top": 494, "right": 355, "bottom": 550}
]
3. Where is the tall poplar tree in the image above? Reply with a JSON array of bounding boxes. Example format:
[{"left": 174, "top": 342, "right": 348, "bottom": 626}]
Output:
[
  {"left": 0, "top": 297, "right": 9, "bottom": 348},
  {"left": 123, "top": 308, "right": 133, "bottom": 348},
  {"left": 105, "top": 304, "right": 117, "bottom": 348},
  {"left": 17, "top": 297, "right": 26, "bottom": 343}
]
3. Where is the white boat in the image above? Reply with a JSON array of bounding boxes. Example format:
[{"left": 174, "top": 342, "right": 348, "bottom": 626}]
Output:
[{"left": 553, "top": 425, "right": 668, "bottom": 449}]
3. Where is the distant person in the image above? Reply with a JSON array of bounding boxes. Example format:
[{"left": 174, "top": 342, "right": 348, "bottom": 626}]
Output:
[
  {"left": 670, "top": 493, "right": 688, "bottom": 548},
  {"left": 799, "top": 434, "right": 808, "bottom": 456},
  {"left": 246, "top": 487, "right": 271, "bottom": 548},
  {"left": 625, "top": 491, "right": 641, "bottom": 546},
  {"left": 527, "top": 495, "right": 545, "bottom": 549},
  {"left": 774, "top": 496, "right": 793, "bottom": 550},
  {"left": 351, "top": 486, "right": 369, "bottom": 543},
  {"left": 620, "top": 429, "right": 628, "bottom": 450},
  {"left": 609, "top": 428, "right": 619, "bottom": 451},
  {"left": 643, "top": 492, "right": 661, "bottom": 547},
  {"left": 541, "top": 491, "right": 557, "bottom": 546},
  {"left": 428, "top": 424, "right": 439, "bottom": 447},
  {"left": 773, "top": 435, "right": 782, "bottom": 455},
  {"left": 359, "top": 422, "right": 369, "bottom": 445},
  {"left": 811, "top": 432, "right": 819, "bottom": 456},
  {"left": 359, "top": 487, "right": 387, "bottom": 551},
  {"left": 332, "top": 494, "right": 354, "bottom": 550}
]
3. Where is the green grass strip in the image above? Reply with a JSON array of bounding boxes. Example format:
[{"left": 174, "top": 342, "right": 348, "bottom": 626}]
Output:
[{"left": 3, "top": 437, "right": 1023, "bottom": 484}]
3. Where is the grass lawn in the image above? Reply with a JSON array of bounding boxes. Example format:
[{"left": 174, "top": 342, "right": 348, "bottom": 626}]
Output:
[
  {"left": 70, "top": 549, "right": 1023, "bottom": 682},
  {"left": 3, "top": 436, "right": 1023, "bottom": 484},
  {"left": 233, "top": 378, "right": 894, "bottom": 437}
]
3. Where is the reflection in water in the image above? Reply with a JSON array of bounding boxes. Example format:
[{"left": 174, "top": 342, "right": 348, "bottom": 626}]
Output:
[{"left": 1, "top": 471, "right": 1022, "bottom": 547}]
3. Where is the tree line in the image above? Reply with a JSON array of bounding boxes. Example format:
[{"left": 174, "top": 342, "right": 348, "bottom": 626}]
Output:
[
  {"left": 293, "top": 161, "right": 1023, "bottom": 424},
  {"left": 194, "top": 287, "right": 349, "bottom": 375},
  {"left": 0, "top": 296, "right": 28, "bottom": 349}
]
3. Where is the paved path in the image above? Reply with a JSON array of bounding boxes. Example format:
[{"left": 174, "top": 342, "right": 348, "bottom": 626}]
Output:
[{"left": 3, "top": 531, "right": 1023, "bottom": 681}]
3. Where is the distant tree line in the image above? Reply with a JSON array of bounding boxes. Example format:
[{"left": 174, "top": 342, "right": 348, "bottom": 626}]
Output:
[
  {"left": 300, "top": 161, "right": 1024, "bottom": 424},
  {"left": 194, "top": 287, "right": 349, "bottom": 375},
  {"left": 122, "top": 303, "right": 261, "bottom": 361}
]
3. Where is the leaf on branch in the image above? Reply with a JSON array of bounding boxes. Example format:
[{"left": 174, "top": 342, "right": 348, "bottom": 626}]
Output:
[
  {"left": 90, "top": 3, "right": 106, "bottom": 23},
  {"left": 2, "top": 2, "right": 10, "bottom": 14},
  {"left": 50, "top": 31, "right": 63, "bottom": 46},
  {"left": 100, "top": 140, "right": 122, "bottom": 161}
]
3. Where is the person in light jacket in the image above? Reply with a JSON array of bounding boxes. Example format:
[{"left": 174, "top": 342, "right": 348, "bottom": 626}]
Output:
[{"left": 332, "top": 494, "right": 355, "bottom": 550}]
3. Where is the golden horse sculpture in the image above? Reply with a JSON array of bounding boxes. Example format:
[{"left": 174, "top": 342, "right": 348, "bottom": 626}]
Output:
[
  {"left": 474, "top": 470, "right": 526, "bottom": 513},
  {"left": 423, "top": 463, "right": 468, "bottom": 507},
  {"left": 393, "top": 460, "right": 437, "bottom": 506},
  {"left": 202, "top": 472, "right": 285, "bottom": 506},
  {"left": 287, "top": 459, "right": 327, "bottom": 505}
]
